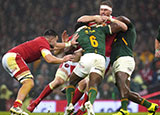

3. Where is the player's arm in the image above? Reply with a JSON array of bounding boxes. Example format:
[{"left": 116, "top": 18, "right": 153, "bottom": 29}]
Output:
[
  {"left": 41, "top": 49, "right": 73, "bottom": 64},
  {"left": 155, "top": 39, "right": 160, "bottom": 51},
  {"left": 53, "top": 48, "right": 64, "bottom": 56},
  {"left": 54, "top": 33, "right": 79, "bottom": 49},
  {"left": 107, "top": 20, "right": 127, "bottom": 34},
  {"left": 155, "top": 39, "right": 160, "bottom": 57},
  {"left": 108, "top": 18, "right": 128, "bottom": 33},
  {"left": 72, "top": 48, "right": 83, "bottom": 62},
  {"left": 155, "top": 26, "right": 160, "bottom": 57},
  {"left": 155, "top": 38, "right": 160, "bottom": 57},
  {"left": 116, "top": 16, "right": 131, "bottom": 25},
  {"left": 77, "top": 15, "right": 104, "bottom": 24},
  {"left": 53, "top": 30, "right": 69, "bottom": 55},
  {"left": 100, "top": 15, "right": 128, "bottom": 32}
]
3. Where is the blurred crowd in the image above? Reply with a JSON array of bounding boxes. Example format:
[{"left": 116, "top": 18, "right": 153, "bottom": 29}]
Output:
[{"left": 0, "top": 0, "right": 160, "bottom": 111}]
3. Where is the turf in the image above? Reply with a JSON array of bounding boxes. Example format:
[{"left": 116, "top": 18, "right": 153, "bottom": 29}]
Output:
[{"left": 0, "top": 112, "right": 160, "bottom": 115}]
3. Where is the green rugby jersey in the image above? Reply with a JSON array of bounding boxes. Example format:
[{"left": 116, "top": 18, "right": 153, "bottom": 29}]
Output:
[
  {"left": 110, "top": 23, "right": 136, "bottom": 64},
  {"left": 157, "top": 25, "right": 160, "bottom": 42},
  {"left": 77, "top": 25, "right": 111, "bottom": 57}
]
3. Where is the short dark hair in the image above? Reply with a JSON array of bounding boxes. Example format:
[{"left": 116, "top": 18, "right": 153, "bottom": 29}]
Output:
[
  {"left": 74, "top": 22, "right": 88, "bottom": 31},
  {"left": 43, "top": 29, "right": 58, "bottom": 37},
  {"left": 100, "top": 0, "right": 113, "bottom": 8}
]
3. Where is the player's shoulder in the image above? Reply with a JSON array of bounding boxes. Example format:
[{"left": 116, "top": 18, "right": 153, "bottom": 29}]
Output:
[
  {"left": 34, "top": 36, "right": 45, "bottom": 40},
  {"left": 33, "top": 36, "right": 48, "bottom": 43}
]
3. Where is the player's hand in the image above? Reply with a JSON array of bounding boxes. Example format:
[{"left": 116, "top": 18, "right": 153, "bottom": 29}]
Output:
[
  {"left": 94, "top": 15, "right": 104, "bottom": 24},
  {"left": 72, "top": 48, "right": 83, "bottom": 62},
  {"left": 155, "top": 50, "right": 160, "bottom": 57},
  {"left": 101, "top": 16, "right": 111, "bottom": 22},
  {"left": 61, "top": 30, "right": 69, "bottom": 42},
  {"left": 71, "top": 33, "right": 79, "bottom": 45},
  {"left": 63, "top": 54, "right": 74, "bottom": 62}
]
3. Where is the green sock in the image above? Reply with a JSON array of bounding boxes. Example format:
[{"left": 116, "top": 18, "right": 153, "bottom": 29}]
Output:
[
  {"left": 121, "top": 98, "right": 128, "bottom": 110},
  {"left": 66, "top": 85, "right": 75, "bottom": 106},
  {"left": 88, "top": 87, "right": 97, "bottom": 104},
  {"left": 141, "top": 99, "right": 151, "bottom": 108}
]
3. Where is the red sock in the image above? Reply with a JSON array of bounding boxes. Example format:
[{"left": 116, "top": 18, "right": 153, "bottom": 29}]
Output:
[
  {"left": 72, "top": 88, "right": 84, "bottom": 105},
  {"left": 82, "top": 93, "right": 88, "bottom": 106},
  {"left": 35, "top": 84, "right": 52, "bottom": 104},
  {"left": 13, "top": 101, "right": 22, "bottom": 108}
]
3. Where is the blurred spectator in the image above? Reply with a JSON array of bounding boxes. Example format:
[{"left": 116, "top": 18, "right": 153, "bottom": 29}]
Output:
[
  {"left": 139, "top": 57, "right": 154, "bottom": 85},
  {"left": 0, "top": 84, "right": 13, "bottom": 111},
  {"left": 153, "top": 60, "right": 160, "bottom": 82},
  {"left": 34, "top": 74, "right": 48, "bottom": 97},
  {"left": 140, "top": 50, "right": 154, "bottom": 65},
  {"left": 131, "top": 74, "right": 148, "bottom": 96},
  {"left": 99, "top": 83, "right": 112, "bottom": 99}
]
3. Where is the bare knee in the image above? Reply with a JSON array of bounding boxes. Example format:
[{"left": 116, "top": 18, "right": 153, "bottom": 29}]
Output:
[
  {"left": 89, "top": 73, "right": 102, "bottom": 87},
  {"left": 115, "top": 72, "right": 130, "bottom": 98},
  {"left": 78, "top": 78, "right": 88, "bottom": 91},
  {"left": 50, "top": 77, "right": 65, "bottom": 89},
  {"left": 22, "top": 79, "right": 34, "bottom": 88}
]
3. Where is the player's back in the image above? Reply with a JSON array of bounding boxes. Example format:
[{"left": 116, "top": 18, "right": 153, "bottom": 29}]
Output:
[
  {"left": 8, "top": 37, "right": 50, "bottom": 63},
  {"left": 110, "top": 22, "right": 136, "bottom": 64},
  {"left": 77, "top": 25, "right": 111, "bottom": 57}
]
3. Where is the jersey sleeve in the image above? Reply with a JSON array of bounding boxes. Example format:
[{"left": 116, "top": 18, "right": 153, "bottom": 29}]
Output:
[
  {"left": 101, "top": 25, "right": 112, "bottom": 35},
  {"left": 157, "top": 26, "right": 160, "bottom": 42},
  {"left": 41, "top": 49, "right": 52, "bottom": 58},
  {"left": 38, "top": 37, "right": 50, "bottom": 51}
]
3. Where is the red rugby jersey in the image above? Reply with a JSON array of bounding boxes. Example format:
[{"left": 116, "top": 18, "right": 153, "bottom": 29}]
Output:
[
  {"left": 105, "top": 16, "right": 117, "bottom": 57},
  {"left": 8, "top": 37, "right": 50, "bottom": 63}
]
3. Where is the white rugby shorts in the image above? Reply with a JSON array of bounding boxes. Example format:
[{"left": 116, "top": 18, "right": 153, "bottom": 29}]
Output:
[{"left": 73, "top": 53, "right": 105, "bottom": 78}]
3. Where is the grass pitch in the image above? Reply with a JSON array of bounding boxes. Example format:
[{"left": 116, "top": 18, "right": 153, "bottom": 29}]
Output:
[{"left": 0, "top": 112, "right": 160, "bottom": 115}]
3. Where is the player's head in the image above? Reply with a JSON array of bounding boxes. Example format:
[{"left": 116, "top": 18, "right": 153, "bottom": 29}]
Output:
[
  {"left": 44, "top": 29, "right": 58, "bottom": 37},
  {"left": 99, "top": 0, "right": 113, "bottom": 16},
  {"left": 74, "top": 22, "right": 88, "bottom": 32},
  {"left": 44, "top": 29, "right": 58, "bottom": 47}
]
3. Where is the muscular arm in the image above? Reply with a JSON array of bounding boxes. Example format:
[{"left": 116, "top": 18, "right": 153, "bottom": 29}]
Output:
[
  {"left": 41, "top": 49, "right": 73, "bottom": 64},
  {"left": 155, "top": 39, "right": 160, "bottom": 50},
  {"left": 109, "top": 19, "right": 128, "bottom": 33},
  {"left": 44, "top": 54, "right": 64, "bottom": 64},
  {"left": 72, "top": 48, "right": 83, "bottom": 62},
  {"left": 78, "top": 15, "right": 128, "bottom": 33},
  {"left": 54, "top": 33, "right": 79, "bottom": 50},
  {"left": 116, "top": 16, "right": 131, "bottom": 25},
  {"left": 155, "top": 39, "right": 160, "bottom": 57},
  {"left": 77, "top": 15, "right": 104, "bottom": 24}
]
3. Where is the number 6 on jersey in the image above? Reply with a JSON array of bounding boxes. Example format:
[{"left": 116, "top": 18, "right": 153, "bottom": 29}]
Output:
[{"left": 89, "top": 35, "right": 98, "bottom": 47}]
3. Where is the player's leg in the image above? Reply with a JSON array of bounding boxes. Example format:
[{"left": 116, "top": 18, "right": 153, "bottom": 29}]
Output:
[
  {"left": 72, "top": 77, "right": 89, "bottom": 115},
  {"left": 2, "top": 53, "right": 33, "bottom": 115},
  {"left": 65, "top": 72, "right": 83, "bottom": 115},
  {"left": 85, "top": 72, "right": 102, "bottom": 115},
  {"left": 72, "top": 77, "right": 89, "bottom": 105},
  {"left": 112, "top": 56, "right": 135, "bottom": 115},
  {"left": 88, "top": 72, "right": 102, "bottom": 105},
  {"left": 113, "top": 71, "right": 130, "bottom": 115},
  {"left": 27, "top": 67, "right": 67, "bottom": 112},
  {"left": 66, "top": 54, "right": 90, "bottom": 108},
  {"left": 125, "top": 77, "right": 159, "bottom": 115},
  {"left": 85, "top": 54, "right": 105, "bottom": 115},
  {"left": 113, "top": 56, "right": 158, "bottom": 115},
  {"left": 10, "top": 78, "right": 33, "bottom": 115},
  {"left": 73, "top": 92, "right": 88, "bottom": 115},
  {"left": 115, "top": 72, "right": 159, "bottom": 115},
  {"left": 65, "top": 54, "right": 92, "bottom": 115}
]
